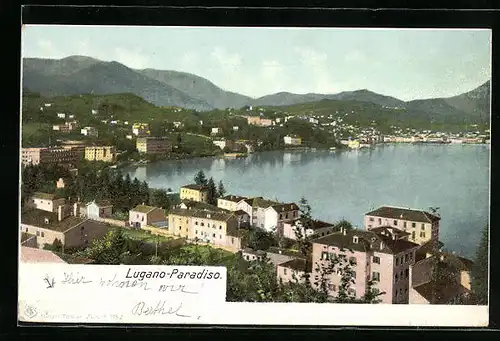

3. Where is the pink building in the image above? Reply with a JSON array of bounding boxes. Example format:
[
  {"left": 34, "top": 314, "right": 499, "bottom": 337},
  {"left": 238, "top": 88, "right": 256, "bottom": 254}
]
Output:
[
  {"left": 21, "top": 147, "right": 82, "bottom": 167},
  {"left": 310, "top": 227, "right": 420, "bottom": 304},
  {"left": 277, "top": 258, "right": 311, "bottom": 284},
  {"left": 20, "top": 246, "right": 67, "bottom": 263},
  {"left": 364, "top": 206, "right": 441, "bottom": 250},
  {"left": 282, "top": 219, "right": 336, "bottom": 240}
]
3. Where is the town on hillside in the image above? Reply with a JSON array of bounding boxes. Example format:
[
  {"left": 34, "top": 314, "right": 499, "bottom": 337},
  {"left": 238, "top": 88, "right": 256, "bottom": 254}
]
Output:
[
  {"left": 20, "top": 151, "right": 480, "bottom": 305},
  {"left": 22, "top": 94, "right": 490, "bottom": 172}
]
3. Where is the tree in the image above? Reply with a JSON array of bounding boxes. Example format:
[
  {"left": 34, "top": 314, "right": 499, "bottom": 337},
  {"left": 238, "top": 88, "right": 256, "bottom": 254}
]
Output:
[
  {"left": 217, "top": 180, "right": 226, "bottom": 198},
  {"left": 207, "top": 177, "right": 218, "bottom": 205},
  {"left": 150, "top": 188, "right": 171, "bottom": 209},
  {"left": 471, "top": 224, "right": 488, "bottom": 304},
  {"left": 194, "top": 170, "right": 208, "bottom": 186},
  {"left": 296, "top": 197, "right": 314, "bottom": 286}
]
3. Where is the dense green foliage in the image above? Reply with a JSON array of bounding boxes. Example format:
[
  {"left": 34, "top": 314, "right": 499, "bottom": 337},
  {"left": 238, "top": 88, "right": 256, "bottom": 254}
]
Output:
[
  {"left": 21, "top": 162, "right": 177, "bottom": 214},
  {"left": 471, "top": 224, "right": 489, "bottom": 304}
]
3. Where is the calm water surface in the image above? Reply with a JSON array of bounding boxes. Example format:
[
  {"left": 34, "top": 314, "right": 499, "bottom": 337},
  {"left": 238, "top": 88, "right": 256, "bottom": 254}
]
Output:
[{"left": 124, "top": 144, "right": 490, "bottom": 259}]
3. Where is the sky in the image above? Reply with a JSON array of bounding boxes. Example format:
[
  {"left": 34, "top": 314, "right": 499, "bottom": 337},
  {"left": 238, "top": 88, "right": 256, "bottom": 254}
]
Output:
[{"left": 21, "top": 25, "right": 491, "bottom": 101}]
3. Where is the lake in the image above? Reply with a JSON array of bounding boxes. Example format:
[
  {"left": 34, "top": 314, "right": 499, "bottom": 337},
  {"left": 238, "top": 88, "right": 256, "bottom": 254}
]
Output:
[{"left": 123, "top": 144, "right": 490, "bottom": 259}]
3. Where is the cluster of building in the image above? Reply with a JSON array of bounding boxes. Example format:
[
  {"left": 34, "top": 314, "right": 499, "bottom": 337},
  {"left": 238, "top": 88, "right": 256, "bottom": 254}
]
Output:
[{"left": 21, "top": 143, "right": 117, "bottom": 167}]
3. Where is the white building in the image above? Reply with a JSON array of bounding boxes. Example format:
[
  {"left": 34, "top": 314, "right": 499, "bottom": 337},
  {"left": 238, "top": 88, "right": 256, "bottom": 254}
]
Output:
[
  {"left": 57, "top": 113, "right": 66, "bottom": 119},
  {"left": 173, "top": 122, "right": 184, "bottom": 128},
  {"left": 81, "top": 126, "right": 99, "bottom": 137},
  {"left": 233, "top": 126, "right": 239, "bottom": 131},
  {"left": 91, "top": 109, "right": 98, "bottom": 115},
  {"left": 213, "top": 140, "right": 227, "bottom": 150},
  {"left": 284, "top": 135, "right": 302, "bottom": 145}
]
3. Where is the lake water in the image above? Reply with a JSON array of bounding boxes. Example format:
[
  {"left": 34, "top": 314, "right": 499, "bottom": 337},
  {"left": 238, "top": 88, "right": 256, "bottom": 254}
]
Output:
[{"left": 124, "top": 144, "right": 490, "bottom": 259}]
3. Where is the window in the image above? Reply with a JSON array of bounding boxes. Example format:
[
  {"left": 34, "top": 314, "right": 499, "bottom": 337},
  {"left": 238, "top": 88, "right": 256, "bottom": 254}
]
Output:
[
  {"left": 395, "top": 290, "right": 398, "bottom": 297},
  {"left": 208, "top": 223, "right": 211, "bottom": 228},
  {"left": 395, "top": 273, "right": 398, "bottom": 282},
  {"left": 201, "top": 222, "right": 204, "bottom": 226},
  {"left": 412, "top": 222, "right": 416, "bottom": 228},
  {"left": 231, "top": 237, "right": 234, "bottom": 244},
  {"left": 25, "top": 228, "right": 28, "bottom": 232},
  {"left": 179, "top": 227, "right": 181, "bottom": 230},
  {"left": 404, "top": 254, "right": 409, "bottom": 263},
  {"left": 195, "top": 230, "right": 198, "bottom": 235},
  {"left": 141, "top": 216, "right": 144, "bottom": 222},
  {"left": 373, "top": 256, "right": 380, "bottom": 264},
  {"left": 411, "top": 231, "right": 416, "bottom": 239},
  {"left": 420, "top": 232, "right": 426, "bottom": 238},
  {"left": 294, "top": 211, "right": 297, "bottom": 217},
  {"left": 396, "top": 257, "right": 399, "bottom": 266},
  {"left": 245, "top": 255, "right": 249, "bottom": 260},
  {"left": 421, "top": 224, "right": 425, "bottom": 230},
  {"left": 41, "top": 232, "right": 45, "bottom": 237},
  {"left": 368, "top": 225, "right": 372, "bottom": 228},
  {"left": 36, "top": 231, "right": 40, "bottom": 237},
  {"left": 405, "top": 269, "right": 409, "bottom": 278},
  {"left": 279, "top": 214, "right": 283, "bottom": 220},
  {"left": 212, "top": 233, "right": 216, "bottom": 238},
  {"left": 195, "top": 221, "right": 198, "bottom": 225},
  {"left": 400, "top": 270, "right": 404, "bottom": 279},
  {"left": 393, "top": 220, "right": 398, "bottom": 226},
  {"left": 285, "top": 213, "right": 289, "bottom": 219},
  {"left": 349, "top": 256, "right": 357, "bottom": 265},
  {"left": 372, "top": 272, "right": 380, "bottom": 281},
  {"left": 81, "top": 226, "right": 84, "bottom": 230},
  {"left": 321, "top": 251, "right": 329, "bottom": 260},
  {"left": 328, "top": 283, "right": 335, "bottom": 291},
  {"left": 403, "top": 222, "right": 407, "bottom": 228},
  {"left": 369, "top": 217, "right": 374, "bottom": 222},
  {"left": 378, "top": 218, "right": 382, "bottom": 224},
  {"left": 219, "top": 235, "right": 222, "bottom": 239},
  {"left": 219, "top": 226, "right": 222, "bottom": 230}
]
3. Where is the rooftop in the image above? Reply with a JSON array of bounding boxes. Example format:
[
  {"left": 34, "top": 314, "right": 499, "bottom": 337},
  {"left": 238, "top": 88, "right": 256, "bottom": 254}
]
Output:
[
  {"left": 130, "top": 205, "right": 157, "bottom": 213},
  {"left": 413, "top": 280, "right": 466, "bottom": 304},
  {"left": 242, "top": 197, "right": 263, "bottom": 206},
  {"left": 252, "top": 197, "right": 280, "bottom": 209},
  {"left": 181, "top": 184, "right": 208, "bottom": 191},
  {"left": 220, "top": 194, "right": 248, "bottom": 203},
  {"left": 271, "top": 203, "right": 299, "bottom": 212},
  {"left": 169, "top": 208, "right": 236, "bottom": 222},
  {"left": 88, "top": 199, "right": 113, "bottom": 208},
  {"left": 180, "top": 200, "right": 227, "bottom": 212},
  {"left": 21, "top": 209, "right": 87, "bottom": 232},
  {"left": 369, "top": 225, "right": 411, "bottom": 237},
  {"left": 32, "top": 192, "right": 62, "bottom": 201},
  {"left": 312, "top": 229, "right": 419, "bottom": 255},
  {"left": 366, "top": 206, "right": 440, "bottom": 223},
  {"left": 279, "top": 258, "right": 312, "bottom": 272},
  {"left": 267, "top": 247, "right": 306, "bottom": 259},
  {"left": 242, "top": 248, "right": 267, "bottom": 256},
  {"left": 20, "top": 246, "right": 67, "bottom": 264}
]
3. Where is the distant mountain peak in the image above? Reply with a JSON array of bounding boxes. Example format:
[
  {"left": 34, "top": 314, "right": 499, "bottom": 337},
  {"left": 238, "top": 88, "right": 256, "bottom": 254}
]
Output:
[{"left": 60, "top": 55, "right": 101, "bottom": 62}]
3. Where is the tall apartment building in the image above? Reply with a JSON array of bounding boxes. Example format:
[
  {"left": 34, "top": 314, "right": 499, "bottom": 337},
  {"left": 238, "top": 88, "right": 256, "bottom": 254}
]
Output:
[
  {"left": 21, "top": 147, "right": 81, "bottom": 168},
  {"left": 136, "top": 137, "right": 172, "bottom": 155},
  {"left": 85, "top": 146, "right": 116, "bottom": 162},
  {"left": 364, "top": 206, "right": 441, "bottom": 251},
  {"left": 310, "top": 226, "right": 420, "bottom": 304}
]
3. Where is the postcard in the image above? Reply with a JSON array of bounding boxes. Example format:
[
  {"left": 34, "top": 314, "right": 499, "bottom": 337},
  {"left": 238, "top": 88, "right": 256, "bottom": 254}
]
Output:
[{"left": 18, "top": 24, "right": 490, "bottom": 327}]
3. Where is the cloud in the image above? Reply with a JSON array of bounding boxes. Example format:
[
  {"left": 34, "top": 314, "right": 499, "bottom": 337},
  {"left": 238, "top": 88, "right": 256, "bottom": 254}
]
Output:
[
  {"left": 114, "top": 47, "right": 151, "bottom": 69},
  {"left": 35, "top": 39, "right": 65, "bottom": 58},
  {"left": 294, "top": 47, "right": 328, "bottom": 68},
  {"left": 211, "top": 47, "right": 243, "bottom": 71}
]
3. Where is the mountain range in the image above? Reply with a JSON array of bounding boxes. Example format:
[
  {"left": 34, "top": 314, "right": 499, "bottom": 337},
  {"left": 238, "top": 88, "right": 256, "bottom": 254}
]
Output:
[{"left": 22, "top": 55, "right": 490, "bottom": 122}]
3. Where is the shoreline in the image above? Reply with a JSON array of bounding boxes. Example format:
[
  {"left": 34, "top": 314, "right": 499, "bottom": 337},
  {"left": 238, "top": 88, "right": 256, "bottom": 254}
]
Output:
[{"left": 119, "top": 142, "right": 488, "bottom": 169}]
